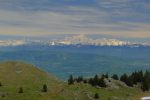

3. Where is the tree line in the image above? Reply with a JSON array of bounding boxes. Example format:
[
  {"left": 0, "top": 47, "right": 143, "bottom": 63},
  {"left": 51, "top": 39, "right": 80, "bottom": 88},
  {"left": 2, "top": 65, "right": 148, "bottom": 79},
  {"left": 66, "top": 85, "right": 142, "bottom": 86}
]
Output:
[{"left": 68, "top": 70, "right": 150, "bottom": 91}]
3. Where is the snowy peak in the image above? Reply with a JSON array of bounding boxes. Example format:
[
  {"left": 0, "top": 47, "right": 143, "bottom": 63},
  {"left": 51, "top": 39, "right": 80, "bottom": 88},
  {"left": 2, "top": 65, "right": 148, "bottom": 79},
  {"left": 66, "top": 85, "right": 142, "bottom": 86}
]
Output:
[
  {"left": 93, "top": 38, "right": 129, "bottom": 46},
  {"left": 63, "top": 35, "right": 93, "bottom": 45},
  {"left": 57, "top": 35, "right": 130, "bottom": 46}
]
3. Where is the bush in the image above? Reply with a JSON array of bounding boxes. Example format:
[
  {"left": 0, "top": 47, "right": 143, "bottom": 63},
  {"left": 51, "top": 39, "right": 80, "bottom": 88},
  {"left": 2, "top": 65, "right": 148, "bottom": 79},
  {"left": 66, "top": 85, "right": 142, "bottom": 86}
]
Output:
[
  {"left": 0, "top": 82, "right": 2, "bottom": 86},
  {"left": 43, "top": 84, "right": 48, "bottom": 92},
  {"left": 94, "top": 93, "right": 99, "bottom": 99},
  {"left": 18, "top": 87, "right": 23, "bottom": 93}
]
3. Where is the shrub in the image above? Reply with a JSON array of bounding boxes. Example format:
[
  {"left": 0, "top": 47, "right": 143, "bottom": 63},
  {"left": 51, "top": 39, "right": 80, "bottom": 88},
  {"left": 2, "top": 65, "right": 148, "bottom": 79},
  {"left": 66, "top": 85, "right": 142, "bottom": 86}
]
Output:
[
  {"left": 43, "top": 84, "right": 48, "bottom": 92},
  {"left": 94, "top": 93, "right": 99, "bottom": 99},
  {"left": 18, "top": 87, "right": 23, "bottom": 93},
  {"left": 0, "top": 82, "right": 2, "bottom": 87}
]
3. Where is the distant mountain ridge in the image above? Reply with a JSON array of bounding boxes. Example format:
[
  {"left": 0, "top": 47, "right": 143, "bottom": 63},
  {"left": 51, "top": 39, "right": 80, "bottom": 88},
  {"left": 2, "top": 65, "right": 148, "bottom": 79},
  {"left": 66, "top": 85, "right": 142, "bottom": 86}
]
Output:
[
  {"left": 0, "top": 35, "right": 149, "bottom": 47},
  {"left": 0, "top": 40, "right": 26, "bottom": 47}
]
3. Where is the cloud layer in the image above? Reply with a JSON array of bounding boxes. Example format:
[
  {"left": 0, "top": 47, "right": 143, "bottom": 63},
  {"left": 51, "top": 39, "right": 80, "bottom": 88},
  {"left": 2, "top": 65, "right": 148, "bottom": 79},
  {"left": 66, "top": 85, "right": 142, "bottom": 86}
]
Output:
[{"left": 0, "top": 0, "right": 150, "bottom": 38}]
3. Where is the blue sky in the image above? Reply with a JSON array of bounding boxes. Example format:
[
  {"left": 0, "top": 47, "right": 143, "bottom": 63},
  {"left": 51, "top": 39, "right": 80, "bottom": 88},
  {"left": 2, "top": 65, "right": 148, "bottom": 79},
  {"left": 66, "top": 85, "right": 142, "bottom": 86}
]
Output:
[{"left": 0, "top": 0, "right": 150, "bottom": 42}]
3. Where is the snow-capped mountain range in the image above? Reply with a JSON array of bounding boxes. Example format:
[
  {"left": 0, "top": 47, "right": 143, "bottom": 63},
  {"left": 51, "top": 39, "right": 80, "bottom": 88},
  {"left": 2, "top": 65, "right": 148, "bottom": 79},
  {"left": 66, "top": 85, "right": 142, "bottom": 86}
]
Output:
[
  {"left": 49, "top": 35, "right": 149, "bottom": 47},
  {"left": 0, "top": 35, "right": 149, "bottom": 47},
  {"left": 56, "top": 35, "right": 130, "bottom": 46}
]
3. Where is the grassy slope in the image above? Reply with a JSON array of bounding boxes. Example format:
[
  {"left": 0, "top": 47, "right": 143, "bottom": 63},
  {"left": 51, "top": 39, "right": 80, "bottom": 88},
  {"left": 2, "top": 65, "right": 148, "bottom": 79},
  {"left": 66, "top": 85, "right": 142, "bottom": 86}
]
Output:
[{"left": 0, "top": 61, "right": 149, "bottom": 100}]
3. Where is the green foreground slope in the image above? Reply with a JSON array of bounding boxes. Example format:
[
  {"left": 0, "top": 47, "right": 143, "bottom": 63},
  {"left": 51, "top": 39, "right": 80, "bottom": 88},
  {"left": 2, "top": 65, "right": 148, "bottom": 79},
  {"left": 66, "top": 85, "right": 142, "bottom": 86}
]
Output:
[{"left": 0, "top": 61, "right": 149, "bottom": 100}]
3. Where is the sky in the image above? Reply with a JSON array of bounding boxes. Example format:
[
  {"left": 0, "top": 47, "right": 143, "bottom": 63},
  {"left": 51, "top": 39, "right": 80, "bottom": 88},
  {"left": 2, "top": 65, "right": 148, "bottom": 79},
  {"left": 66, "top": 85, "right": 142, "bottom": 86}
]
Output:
[{"left": 0, "top": 0, "right": 150, "bottom": 42}]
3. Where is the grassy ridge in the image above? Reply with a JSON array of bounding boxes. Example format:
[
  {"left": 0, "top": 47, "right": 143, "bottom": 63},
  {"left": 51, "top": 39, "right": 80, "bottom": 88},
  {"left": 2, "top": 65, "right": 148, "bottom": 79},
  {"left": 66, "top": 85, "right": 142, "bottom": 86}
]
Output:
[
  {"left": 0, "top": 61, "right": 64, "bottom": 100},
  {"left": 0, "top": 61, "right": 149, "bottom": 100}
]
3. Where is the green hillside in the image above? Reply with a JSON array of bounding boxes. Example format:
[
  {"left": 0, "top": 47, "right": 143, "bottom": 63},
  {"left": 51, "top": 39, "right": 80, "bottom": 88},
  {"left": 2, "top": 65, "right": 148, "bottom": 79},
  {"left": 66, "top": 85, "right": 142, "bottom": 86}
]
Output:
[{"left": 0, "top": 61, "right": 149, "bottom": 100}]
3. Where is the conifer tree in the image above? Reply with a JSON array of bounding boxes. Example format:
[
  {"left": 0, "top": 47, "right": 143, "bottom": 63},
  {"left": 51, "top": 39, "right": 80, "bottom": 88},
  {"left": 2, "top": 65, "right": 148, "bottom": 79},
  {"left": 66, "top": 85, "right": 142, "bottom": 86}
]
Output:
[
  {"left": 83, "top": 79, "right": 87, "bottom": 83},
  {"left": 120, "top": 74, "right": 128, "bottom": 84},
  {"left": 68, "top": 75, "right": 74, "bottom": 85},
  {"left": 141, "top": 71, "right": 150, "bottom": 91},
  {"left": 126, "top": 76, "right": 133, "bottom": 87},
  {"left": 98, "top": 76, "right": 106, "bottom": 87},
  {"left": 105, "top": 73, "right": 109, "bottom": 78},
  {"left": 93, "top": 74, "right": 99, "bottom": 86},
  {"left": 111, "top": 74, "right": 119, "bottom": 80},
  {"left": 76, "top": 76, "right": 83, "bottom": 83},
  {"left": 88, "top": 78, "right": 94, "bottom": 86},
  {"left": 141, "top": 77, "right": 149, "bottom": 91}
]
